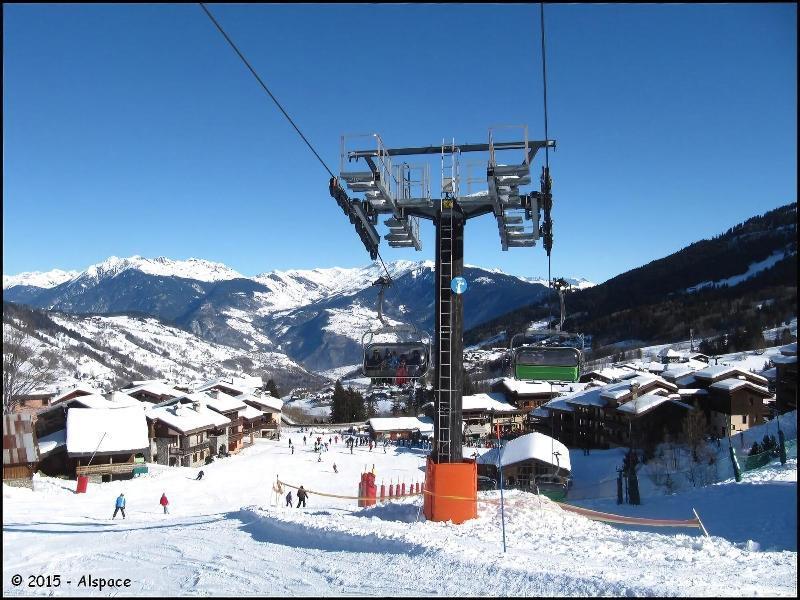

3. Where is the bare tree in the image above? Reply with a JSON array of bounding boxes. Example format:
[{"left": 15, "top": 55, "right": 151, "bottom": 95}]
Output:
[{"left": 3, "top": 323, "right": 57, "bottom": 414}]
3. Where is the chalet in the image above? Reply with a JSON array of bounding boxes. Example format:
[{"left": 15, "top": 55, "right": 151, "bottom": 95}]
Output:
[
  {"left": 705, "top": 378, "right": 772, "bottom": 437},
  {"left": 123, "top": 381, "right": 183, "bottom": 404},
  {"left": 35, "top": 393, "right": 145, "bottom": 477},
  {"left": 146, "top": 397, "right": 231, "bottom": 467},
  {"left": 203, "top": 390, "right": 248, "bottom": 453},
  {"left": 537, "top": 374, "right": 680, "bottom": 450},
  {"left": 494, "top": 378, "right": 564, "bottom": 411},
  {"left": 477, "top": 432, "right": 571, "bottom": 497},
  {"left": 658, "top": 348, "right": 683, "bottom": 364},
  {"left": 12, "top": 383, "right": 60, "bottom": 413},
  {"left": 773, "top": 342, "right": 797, "bottom": 415},
  {"left": 462, "top": 392, "right": 528, "bottom": 437},
  {"left": 367, "top": 416, "right": 434, "bottom": 441},
  {"left": 67, "top": 407, "right": 149, "bottom": 481},
  {"left": 615, "top": 392, "right": 693, "bottom": 449},
  {"left": 240, "top": 393, "right": 283, "bottom": 437}
]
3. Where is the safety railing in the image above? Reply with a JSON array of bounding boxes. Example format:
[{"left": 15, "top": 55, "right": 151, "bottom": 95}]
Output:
[{"left": 488, "top": 124, "right": 529, "bottom": 168}]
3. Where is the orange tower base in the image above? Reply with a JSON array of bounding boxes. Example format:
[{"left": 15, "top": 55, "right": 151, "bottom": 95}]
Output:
[{"left": 422, "top": 457, "right": 477, "bottom": 523}]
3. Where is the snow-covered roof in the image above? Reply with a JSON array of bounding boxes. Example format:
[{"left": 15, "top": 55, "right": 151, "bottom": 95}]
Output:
[
  {"left": 367, "top": 416, "right": 434, "bottom": 434},
  {"left": 104, "top": 391, "right": 146, "bottom": 409},
  {"left": 581, "top": 367, "right": 633, "bottom": 382},
  {"left": 37, "top": 428, "right": 66, "bottom": 457},
  {"left": 710, "top": 378, "right": 772, "bottom": 396},
  {"left": 658, "top": 348, "right": 683, "bottom": 358},
  {"left": 66, "top": 407, "right": 148, "bottom": 455},
  {"left": 678, "top": 388, "right": 709, "bottom": 396},
  {"left": 477, "top": 432, "right": 571, "bottom": 472},
  {"left": 661, "top": 363, "right": 701, "bottom": 381},
  {"left": 146, "top": 400, "right": 231, "bottom": 433},
  {"left": 204, "top": 390, "right": 247, "bottom": 414},
  {"left": 241, "top": 393, "right": 283, "bottom": 412},
  {"left": 500, "top": 378, "right": 561, "bottom": 396},
  {"left": 123, "top": 381, "right": 183, "bottom": 399},
  {"left": 68, "top": 394, "right": 121, "bottom": 409},
  {"left": 540, "top": 397, "right": 574, "bottom": 413},
  {"left": 195, "top": 377, "right": 250, "bottom": 396},
  {"left": 779, "top": 342, "right": 797, "bottom": 356},
  {"left": 51, "top": 384, "right": 101, "bottom": 405},
  {"left": 692, "top": 365, "right": 768, "bottom": 385},
  {"left": 462, "top": 393, "right": 521, "bottom": 413},
  {"left": 617, "top": 393, "right": 690, "bottom": 416},
  {"left": 772, "top": 355, "right": 797, "bottom": 365},
  {"left": 239, "top": 404, "right": 264, "bottom": 420}
]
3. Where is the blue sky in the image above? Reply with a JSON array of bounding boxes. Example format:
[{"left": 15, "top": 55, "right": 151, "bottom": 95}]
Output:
[{"left": 3, "top": 3, "right": 796, "bottom": 283}]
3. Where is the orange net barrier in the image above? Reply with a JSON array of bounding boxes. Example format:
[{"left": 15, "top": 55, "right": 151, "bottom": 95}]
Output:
[{"left": 275, "top": 479, "right": 705, "bottom": 531}]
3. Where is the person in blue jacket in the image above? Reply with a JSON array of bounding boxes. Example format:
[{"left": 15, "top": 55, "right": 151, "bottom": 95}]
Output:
[{"left": 112, "top": 493, "right": 126, "bottom": 519}]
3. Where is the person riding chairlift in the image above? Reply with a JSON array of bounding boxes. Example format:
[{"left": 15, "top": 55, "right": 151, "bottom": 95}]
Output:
[{"left": 395, "top": 358, "right": 409, "bottom": 386}]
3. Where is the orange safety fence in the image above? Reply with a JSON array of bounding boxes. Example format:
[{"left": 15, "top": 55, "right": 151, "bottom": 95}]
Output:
[{"left": 275, "top": 479, "right": 707, "bottom": 533}]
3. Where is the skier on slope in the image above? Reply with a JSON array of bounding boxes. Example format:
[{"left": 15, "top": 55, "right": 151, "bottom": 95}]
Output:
[
  {"left": 112, "top": 493, "right": 126, "bottom": 520},
  {"left": 160, "top": 492, "right": 170, "bottom": 514}
]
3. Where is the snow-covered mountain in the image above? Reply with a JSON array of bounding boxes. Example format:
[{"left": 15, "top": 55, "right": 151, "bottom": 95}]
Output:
[
  {"left": 4, "top": 257, "right": 570, "bottom": 372},
  {"left": 2, "top": 302, "right": 327, "bottom": 393},
  {"left": 2, "top": 268, "right": 80, "bottom": 290}
]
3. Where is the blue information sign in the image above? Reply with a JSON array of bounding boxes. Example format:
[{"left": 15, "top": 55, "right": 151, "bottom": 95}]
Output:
[{"left": 450, "top": 276, "right": 468, "bottom": 294}]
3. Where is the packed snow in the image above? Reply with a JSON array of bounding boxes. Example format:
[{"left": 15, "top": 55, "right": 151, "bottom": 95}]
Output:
[{"left": 3, "top": 424, "right": 796, "bottom": 596}]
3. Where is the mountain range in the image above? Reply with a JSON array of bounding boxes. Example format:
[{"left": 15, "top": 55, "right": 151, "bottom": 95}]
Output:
[
  {"left": 466, "top": 202, "right": 798, "bottom": 354},
  {"left": 4, "top": 257, "right": 591, "bottom": 376}
]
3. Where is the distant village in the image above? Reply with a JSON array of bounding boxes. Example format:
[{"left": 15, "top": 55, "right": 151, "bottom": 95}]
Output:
[{"left": 3, "top": 342, "right": 797, "bottom": 491}]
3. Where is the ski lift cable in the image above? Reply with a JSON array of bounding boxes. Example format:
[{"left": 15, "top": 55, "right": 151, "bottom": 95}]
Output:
[
  {"left": 540, "top": 2, "right": 550, "bottom": 170},
  {"left": 539, "top": 2, "right": 554, "bottom": 325},
  {"left": 198, "top": 3, "right": 393, "bottom": 282}
]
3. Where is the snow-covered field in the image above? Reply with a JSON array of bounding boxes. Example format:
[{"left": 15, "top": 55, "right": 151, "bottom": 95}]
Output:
[{"left": 3, "top": 429, "right": 796, "bottom": 596}]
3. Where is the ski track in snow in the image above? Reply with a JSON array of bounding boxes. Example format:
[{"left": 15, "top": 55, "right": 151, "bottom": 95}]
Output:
[{"left": 3, "top": 435, "right": 796, "bottom": 597}]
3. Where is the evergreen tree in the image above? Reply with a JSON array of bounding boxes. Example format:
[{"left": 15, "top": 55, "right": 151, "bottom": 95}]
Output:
[
  {"left": 330, "top": 380, "right": 348, "bottom": 423},
  {"left": 264, "top": 378, "right": 281, "bottom": 398},
  {"left": 345, "top": 386, "right": 366, "bottom": 422}
]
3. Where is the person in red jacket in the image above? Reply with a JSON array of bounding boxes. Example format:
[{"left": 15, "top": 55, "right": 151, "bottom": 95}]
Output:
[{"left": 160, "top": 492, "right": 169, "bottom": 514}]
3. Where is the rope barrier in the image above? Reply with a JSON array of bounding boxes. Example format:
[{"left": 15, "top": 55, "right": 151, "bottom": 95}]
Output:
[{"left": 276, "top": 479, "right": 703, "bottom": 528}]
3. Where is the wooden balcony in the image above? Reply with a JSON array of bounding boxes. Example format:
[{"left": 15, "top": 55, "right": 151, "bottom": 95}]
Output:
[{"left": 76, "top": 462, "right": 136, "bottom": 476}]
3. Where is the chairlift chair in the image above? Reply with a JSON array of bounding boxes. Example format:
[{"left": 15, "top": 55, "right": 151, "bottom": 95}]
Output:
[
  {"left": 510, "top": 329, "right": 584, "bottom": 383},
  {"left": 361, "top": 276, "right": 432, "bottom": 386}
]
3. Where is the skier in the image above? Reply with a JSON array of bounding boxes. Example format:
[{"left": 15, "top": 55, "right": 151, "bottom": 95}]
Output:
[
  {"left": 296, "top": 485, "right": 308, "bottom": 508},
  {"left": 333, "top": 463, "right": 338, "bottom": 474},
  {"left": 318, "top": 453, "right": 322, "bottom": 462},
  {"left": 289, "top": 438, "right": 292, "bottom": 447},
  {"left": 285, "top": 490, "right": 293, "bottom": 507},
  {"left": 303, "top": 436, "right": 307, "bottom": 445},
  {"left": 291, "top": 445, "right": 295, "bottom": 455},
  {"left": 112, "top": 493, "right": 126, "bottom": 520},
  {"left": 335, "top": 436, "right": 338, "bottom": 444},
  {"left": 160, "top": 492, "right": 169, "bottom": 514},
  {"left": 196, "top": 470, "right": 205, "bottom": 481}
]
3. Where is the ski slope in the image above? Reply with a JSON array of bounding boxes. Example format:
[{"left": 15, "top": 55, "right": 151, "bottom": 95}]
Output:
[{"left": 3, "top": 431, "right": 796, "bottom": 596}]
